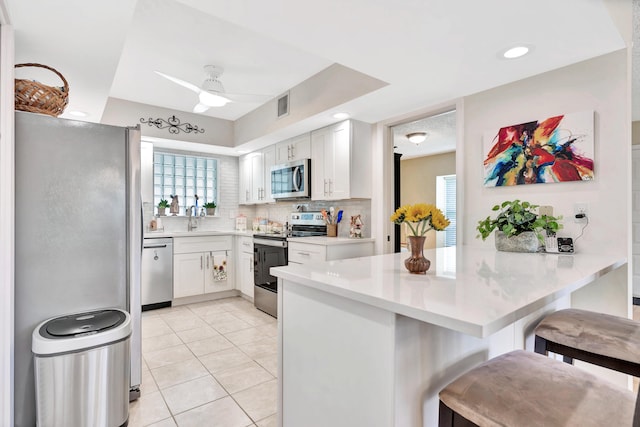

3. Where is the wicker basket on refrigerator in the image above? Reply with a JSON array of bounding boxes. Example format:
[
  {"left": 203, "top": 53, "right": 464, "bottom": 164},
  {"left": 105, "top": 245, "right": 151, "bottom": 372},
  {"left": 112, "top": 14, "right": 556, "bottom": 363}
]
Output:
[{"left": 14, "top": 63, "right": 69, "bottom": 117}]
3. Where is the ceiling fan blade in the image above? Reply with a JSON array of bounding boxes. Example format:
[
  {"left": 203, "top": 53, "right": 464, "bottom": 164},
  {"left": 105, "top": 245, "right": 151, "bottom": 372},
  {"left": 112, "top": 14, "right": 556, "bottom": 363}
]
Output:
[
  {"left": 224, "top": 92, "right": 273, "bottom": 103},
  {"left": 193, "top": 103, "right": 210, "bottom": 113},
  {"left": 155, "top": 71, "right": 201, "bottom": 93}
]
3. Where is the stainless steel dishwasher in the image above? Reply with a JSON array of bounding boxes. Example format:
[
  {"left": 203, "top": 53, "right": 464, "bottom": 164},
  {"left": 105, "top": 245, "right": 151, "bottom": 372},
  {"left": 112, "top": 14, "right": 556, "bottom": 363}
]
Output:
[{"left": 142, "top": 237, "right": 173, "bottom": 310}]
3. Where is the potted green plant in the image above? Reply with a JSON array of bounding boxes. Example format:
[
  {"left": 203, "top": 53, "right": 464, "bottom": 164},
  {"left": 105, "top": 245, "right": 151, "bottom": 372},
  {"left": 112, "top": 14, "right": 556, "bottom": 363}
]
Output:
[
  {"left": 203, "top": 201, "right": 217, "bottom": 216},
  {"left": 476, "top": 200, "right": 561, "bottom": 253},
  {"left": 157, "top": 198, "right": 169, "bottom": 216}
]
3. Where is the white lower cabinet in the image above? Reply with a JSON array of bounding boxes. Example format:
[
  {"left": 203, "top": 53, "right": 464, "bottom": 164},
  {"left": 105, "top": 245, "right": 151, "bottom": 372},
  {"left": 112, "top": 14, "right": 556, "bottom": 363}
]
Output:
[
  {"left": 235, "top": 236, "right": 254, "bottom": 299},
  {"left": 174, "top": 252, "right": 207, "bottom": 298},
  {"left": 288, "top": 239, "right": 374, "bottom": 265},
  {"left": 173, "top": 236, "right": 233, "bottom": 299}
]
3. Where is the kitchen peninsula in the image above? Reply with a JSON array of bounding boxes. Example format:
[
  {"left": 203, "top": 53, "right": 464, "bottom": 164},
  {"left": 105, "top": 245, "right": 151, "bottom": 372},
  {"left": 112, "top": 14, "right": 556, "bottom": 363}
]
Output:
[{"left": 271, "top": 247, "right": 627, "bottom": 427}]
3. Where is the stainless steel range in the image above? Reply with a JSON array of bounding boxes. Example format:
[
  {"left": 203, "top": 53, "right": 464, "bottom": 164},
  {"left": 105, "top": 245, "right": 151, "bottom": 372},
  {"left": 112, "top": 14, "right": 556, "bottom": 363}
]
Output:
[{"left": 253, "top": 212, "right": 327, "bottom": 317}]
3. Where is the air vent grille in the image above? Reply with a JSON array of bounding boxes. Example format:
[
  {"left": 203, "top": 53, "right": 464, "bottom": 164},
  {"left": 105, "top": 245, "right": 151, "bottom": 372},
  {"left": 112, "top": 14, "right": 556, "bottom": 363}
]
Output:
[{"left": 277, "top": 91, "right": 289, "bottom": 118}]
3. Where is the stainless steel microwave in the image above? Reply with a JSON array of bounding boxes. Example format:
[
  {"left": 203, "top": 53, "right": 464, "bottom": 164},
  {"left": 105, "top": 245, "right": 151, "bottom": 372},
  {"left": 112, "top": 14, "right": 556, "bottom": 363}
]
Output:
[{"left": 270, "top": 158, "right": 311, "bottom": 199}]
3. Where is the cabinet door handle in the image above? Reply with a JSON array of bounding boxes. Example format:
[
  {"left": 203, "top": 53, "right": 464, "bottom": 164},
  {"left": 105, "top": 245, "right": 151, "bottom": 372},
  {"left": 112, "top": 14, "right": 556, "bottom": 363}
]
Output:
[
  {"left": 323, "top": 179, "right": 328, "bottom": 196},
  {"left": 207, "top": 253, "right": 210, "bottom": 269},
  {"left": 201, "top": 255, "right": 203, "bottom": 270},
  {"left": 298, "top": 251, "right": 310, "bottom": 256},
  {"left": 287, "top": 145, "right": 291, "bottom": 160},
  {"left": 290, "top": 144, "right": 295, "bottom": 160}
]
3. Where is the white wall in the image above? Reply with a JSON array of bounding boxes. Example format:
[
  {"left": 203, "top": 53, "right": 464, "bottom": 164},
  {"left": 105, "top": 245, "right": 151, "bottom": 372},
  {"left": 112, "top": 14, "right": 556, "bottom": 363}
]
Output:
[
  {"left": 463, "top": 49, "right": 630, "bottom": 257},
  {"left": 234, "top": 64, "right": 386, "bottom": 146},
  {"left": 144, "top": 149, "right": 241, "bottom": 233},
  {"left": 0, "top": 16, "right": 13, "bottom": 427},
  {"left": 462, "top": 49, "right": 631, "bottom": 322},
  {"left": 102, "top": 97, "right": 234, "bottom": 147}
]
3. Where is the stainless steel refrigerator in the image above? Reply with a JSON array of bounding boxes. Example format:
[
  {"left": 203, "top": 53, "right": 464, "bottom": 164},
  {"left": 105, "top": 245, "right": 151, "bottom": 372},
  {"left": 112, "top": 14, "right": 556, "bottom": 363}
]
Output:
[{"left": 14, "top": 112, "right": 142, "bottom": 427}]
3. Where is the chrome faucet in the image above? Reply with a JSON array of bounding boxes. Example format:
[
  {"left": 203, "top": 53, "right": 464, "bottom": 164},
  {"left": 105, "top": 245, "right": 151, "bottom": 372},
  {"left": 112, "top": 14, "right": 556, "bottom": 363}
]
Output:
[{"left": 187, "top": 205, "right": 198, "bottom": 231}]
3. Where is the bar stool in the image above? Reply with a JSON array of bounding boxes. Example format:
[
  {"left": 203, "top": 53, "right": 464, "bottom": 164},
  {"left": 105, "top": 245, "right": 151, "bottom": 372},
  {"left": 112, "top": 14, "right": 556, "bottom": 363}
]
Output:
[
  {"left": 438, "top": 350, "right": 639, "bottom": 427},
  {"left": 534, "top": 308, "right": 640, "bottom": 377}
]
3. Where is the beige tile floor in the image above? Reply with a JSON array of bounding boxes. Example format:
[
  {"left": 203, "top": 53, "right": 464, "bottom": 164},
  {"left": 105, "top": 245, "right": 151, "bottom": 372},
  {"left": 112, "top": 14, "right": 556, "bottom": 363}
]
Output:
[{"left": 129, "top": 297, "right": 278, "bottom": 427}]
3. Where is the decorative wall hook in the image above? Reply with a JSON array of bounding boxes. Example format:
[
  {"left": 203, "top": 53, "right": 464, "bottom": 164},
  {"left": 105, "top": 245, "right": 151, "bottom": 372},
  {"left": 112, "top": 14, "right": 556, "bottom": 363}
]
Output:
[{"left": 140, "top": 115, "right": 205, "bottom": 134}]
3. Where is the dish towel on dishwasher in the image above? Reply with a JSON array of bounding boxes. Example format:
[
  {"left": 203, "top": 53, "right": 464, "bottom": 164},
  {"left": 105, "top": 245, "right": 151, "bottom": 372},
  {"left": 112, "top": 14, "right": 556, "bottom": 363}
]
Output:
[{"left": 212, "top": 253, "right": 227, "bottom": 281}]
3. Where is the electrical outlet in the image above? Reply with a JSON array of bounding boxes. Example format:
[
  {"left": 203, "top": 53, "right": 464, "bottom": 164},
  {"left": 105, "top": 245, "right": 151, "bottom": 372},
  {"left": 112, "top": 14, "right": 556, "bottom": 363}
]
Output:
[{"left": 574, "top": 203, "right": 588, "bottom": 223}]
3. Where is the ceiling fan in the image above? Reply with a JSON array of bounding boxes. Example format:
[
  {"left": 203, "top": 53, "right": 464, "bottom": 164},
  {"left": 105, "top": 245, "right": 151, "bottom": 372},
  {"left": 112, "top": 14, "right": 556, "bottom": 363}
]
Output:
[{"left": 155, "top": 65, "right": 271, "bottom": 113}]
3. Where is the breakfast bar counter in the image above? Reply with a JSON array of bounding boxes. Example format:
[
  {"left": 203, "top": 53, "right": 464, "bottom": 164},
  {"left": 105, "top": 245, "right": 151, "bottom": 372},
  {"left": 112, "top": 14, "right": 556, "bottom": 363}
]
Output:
[{"left": 271, "top": 246, "right": 627, "bottom": 427}]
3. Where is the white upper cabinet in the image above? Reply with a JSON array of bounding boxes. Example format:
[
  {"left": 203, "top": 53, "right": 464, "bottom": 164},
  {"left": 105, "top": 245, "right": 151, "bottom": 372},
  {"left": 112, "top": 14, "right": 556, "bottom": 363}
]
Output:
[
  {"left": 310, "top": 120, "right": 372, "bottom": 201},
  {"left": 275, "top": 133, "right": 311, "bottom": 163},
  {"left": 239, "top": 153, "right": 254, "bottom": 205},
  {"left": 239, "top": 146, "right": 275, "bottom": 205},
  {"left": 262, "top": 145, "right": 276, "bottom": 203}
]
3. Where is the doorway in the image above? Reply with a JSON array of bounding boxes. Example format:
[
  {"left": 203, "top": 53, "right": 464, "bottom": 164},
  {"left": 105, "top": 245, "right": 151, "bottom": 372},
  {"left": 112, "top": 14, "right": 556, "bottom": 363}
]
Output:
[{"left": 391, "top": 110, "right": 456, "bottom": 252}]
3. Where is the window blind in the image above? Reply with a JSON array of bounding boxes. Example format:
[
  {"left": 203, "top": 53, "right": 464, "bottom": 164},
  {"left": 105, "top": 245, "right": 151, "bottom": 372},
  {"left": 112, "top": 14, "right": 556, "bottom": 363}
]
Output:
[{"left": 442, "top": 175, "right": 456, "bottom": 247}]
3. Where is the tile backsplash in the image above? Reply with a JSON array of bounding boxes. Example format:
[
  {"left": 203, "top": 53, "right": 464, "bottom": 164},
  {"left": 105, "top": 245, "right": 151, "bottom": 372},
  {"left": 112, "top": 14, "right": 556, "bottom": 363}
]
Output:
[
  {"left": 243, "top": 200, "right": 371, "bottom": 238},
  {"left": 144, "top": 149, "right": 371, "bottom": 237}
]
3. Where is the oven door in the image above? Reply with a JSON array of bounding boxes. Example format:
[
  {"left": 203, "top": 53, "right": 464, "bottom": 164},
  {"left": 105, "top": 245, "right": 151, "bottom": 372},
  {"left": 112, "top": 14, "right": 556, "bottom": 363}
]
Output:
[
  {"left": 271, "top": 159, "right": 310, "bottom": 199},
  {"left": 254, "top": 283, "right": 277, "bottom": 318}
]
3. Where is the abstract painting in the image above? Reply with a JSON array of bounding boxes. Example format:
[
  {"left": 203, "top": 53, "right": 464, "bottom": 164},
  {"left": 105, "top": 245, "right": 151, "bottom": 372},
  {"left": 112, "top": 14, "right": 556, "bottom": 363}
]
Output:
[{"left": 483, "top": 111, "right": 594, "bottom": 187}]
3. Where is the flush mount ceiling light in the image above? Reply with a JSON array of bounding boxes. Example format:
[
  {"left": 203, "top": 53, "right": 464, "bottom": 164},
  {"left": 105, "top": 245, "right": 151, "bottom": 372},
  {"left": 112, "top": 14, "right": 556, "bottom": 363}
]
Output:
[
  {"left": 333, "top": 112, "right": 350, "bottom": 120},
  {"left": 500, "top": 45, "right": 533, "bottom": 59},
  {"left": 406, "top": 132, "right": 428, "bottom": 145}
]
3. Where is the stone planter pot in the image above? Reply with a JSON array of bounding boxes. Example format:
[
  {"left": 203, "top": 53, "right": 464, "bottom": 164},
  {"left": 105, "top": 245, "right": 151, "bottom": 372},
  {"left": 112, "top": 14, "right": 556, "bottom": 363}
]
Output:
[
  {"left": 206, "top": 208, "right": 216, "bottom": 216},
  {"left": 494, "top": 231, "right": 540, "bottom": 253},
  {"left": 157, "top": 207, "right": 166, "bottom": 216}
]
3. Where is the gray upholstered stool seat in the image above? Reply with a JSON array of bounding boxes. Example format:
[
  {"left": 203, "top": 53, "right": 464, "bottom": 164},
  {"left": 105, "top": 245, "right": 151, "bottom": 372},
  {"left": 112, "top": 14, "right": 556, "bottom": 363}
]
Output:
[
  {"left": 534, "top": 308, "right": 640, "bottom": 376},
  {"left": 439, "top": 350, "right": 637, "bottom": 427}
]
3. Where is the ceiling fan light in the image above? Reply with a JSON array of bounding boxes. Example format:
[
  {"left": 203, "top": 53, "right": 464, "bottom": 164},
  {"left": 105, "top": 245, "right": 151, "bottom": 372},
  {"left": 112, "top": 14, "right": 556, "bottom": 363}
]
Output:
[
  {"left": 202, "top": 78, "right": 225, "bottom": 93},
  {"left": 199, "top": 91, "right": 230, "bottom": 107},
  {"left": 406, "top": 132, "right": 427, "bottom": 144}
]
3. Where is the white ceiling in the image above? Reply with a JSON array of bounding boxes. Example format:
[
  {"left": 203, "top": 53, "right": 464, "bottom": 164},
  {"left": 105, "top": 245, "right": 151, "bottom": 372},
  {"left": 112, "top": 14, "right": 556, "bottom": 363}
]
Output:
[
  {"left": 393, "top": 110, "right": 456, "bottom": 160},
  {"left": 6, "top": 0, "right": 627, "bottom": 156}
]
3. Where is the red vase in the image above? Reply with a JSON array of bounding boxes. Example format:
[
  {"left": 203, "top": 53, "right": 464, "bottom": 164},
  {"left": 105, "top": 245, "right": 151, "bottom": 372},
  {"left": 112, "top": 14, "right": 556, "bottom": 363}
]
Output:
[{"left": 405, "top": 236, "right": 431, "bottom": 274}]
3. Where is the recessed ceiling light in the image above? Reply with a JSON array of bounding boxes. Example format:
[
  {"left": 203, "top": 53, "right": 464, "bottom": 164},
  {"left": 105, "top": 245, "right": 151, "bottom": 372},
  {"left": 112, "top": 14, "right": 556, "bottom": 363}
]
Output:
[
  {"left": 332, "top": 112, "right": 350, "bottom": 120},
  {"left": 68, "top": 110, "right": 88, "bottom": 117},
  {"left": 501, "top": 45, "right": 531, "bottom": 59}
]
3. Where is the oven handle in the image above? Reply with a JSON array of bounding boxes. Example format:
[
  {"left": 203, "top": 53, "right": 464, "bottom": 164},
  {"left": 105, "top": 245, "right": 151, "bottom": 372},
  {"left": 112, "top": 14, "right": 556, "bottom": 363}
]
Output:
[{"left": 253, "top": 238, "right": 289, "bottom": 248}]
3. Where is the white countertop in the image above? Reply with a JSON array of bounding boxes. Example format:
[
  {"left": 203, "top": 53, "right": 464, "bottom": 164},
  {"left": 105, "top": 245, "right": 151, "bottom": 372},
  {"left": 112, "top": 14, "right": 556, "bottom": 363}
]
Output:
[
  {"left": 271, "top": 246, "right": 627, "bottom": 338},
  {"left": 144, "top": 230, "right": 375, "bottom": 244},
  {"left": 144, "top": 230, "right": 254, "bottom": 239},
  {"left": 287, "top": 236, "right": 375, "bottom": 246}
]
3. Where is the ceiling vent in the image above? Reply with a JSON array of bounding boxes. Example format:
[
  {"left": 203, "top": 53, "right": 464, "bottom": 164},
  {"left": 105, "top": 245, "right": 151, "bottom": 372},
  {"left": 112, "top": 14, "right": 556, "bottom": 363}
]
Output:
[{"left": 277, "top": 91, "right": 289, "bottom": 118}]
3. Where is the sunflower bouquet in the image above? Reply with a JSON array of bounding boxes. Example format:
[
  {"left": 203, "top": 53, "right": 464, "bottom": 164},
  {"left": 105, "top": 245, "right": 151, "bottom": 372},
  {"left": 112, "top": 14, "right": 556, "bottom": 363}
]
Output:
[{"left": 390, "top": 203, "right": 450, "bottom": 236}]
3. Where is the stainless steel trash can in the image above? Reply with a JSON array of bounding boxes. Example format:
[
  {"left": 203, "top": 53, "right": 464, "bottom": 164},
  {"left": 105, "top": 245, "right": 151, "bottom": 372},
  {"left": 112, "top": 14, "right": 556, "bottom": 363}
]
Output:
[{"left": 32, "top": 308, "right": 131, "bottom": 427}]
